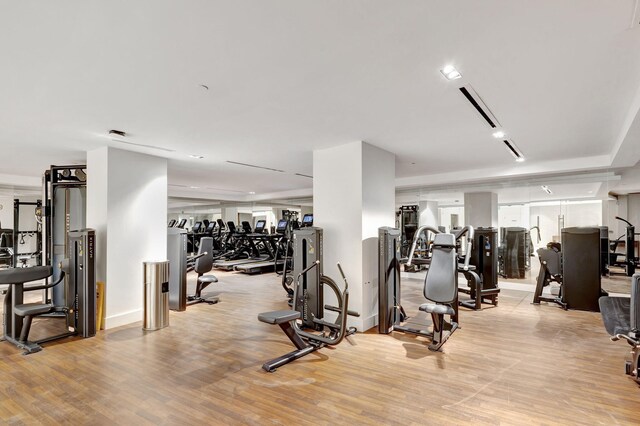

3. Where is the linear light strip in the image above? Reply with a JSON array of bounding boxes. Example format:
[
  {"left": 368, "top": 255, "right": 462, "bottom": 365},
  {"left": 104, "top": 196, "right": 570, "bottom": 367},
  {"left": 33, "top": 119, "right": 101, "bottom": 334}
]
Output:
[{"left": 226, "top": 161, "right": 286, "bottom": 173}]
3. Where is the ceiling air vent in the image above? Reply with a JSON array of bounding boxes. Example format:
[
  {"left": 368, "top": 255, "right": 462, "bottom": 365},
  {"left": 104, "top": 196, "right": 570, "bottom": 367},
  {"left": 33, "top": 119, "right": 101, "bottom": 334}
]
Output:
[
  {"left": 226, "top": 161, "right": 285, "bottom": 173},
  {"left": 459, "top": 85, "right": 501, "bottom": 129}
]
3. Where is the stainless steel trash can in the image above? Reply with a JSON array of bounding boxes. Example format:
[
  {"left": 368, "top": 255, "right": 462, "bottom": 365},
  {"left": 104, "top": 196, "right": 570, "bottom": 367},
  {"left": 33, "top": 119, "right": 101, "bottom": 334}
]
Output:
[{"left": 143, "top": 261, "right": 170, "bottom": 330}]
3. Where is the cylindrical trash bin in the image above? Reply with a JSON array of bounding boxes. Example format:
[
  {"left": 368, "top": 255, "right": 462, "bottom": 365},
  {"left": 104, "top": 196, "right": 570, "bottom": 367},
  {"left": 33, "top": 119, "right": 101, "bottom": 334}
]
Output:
[{"left": 143, "top": 261, "right": 170, "bottom": 330}]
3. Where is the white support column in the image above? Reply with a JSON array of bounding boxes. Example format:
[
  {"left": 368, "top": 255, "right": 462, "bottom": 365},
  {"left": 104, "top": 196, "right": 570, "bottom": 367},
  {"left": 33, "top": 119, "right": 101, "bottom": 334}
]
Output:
[
  {"left": 87, "top": 147, "right": 168, "bottom": 329},
  {"left": 418, "top": 201, "right": 439, "bottom": 228},
  {"left": 464, "top": 192, "right": 498, "bottom": 228},
  {"left": 314, "top": 141, "right": 395, "bottom": 331},
  {"left": 222, "top": 207, "right": 239, "bottom": 225}
]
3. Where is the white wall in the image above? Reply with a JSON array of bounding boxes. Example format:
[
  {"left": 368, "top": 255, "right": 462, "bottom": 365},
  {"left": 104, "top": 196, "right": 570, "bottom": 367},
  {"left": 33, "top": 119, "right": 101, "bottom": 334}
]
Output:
[
  {"left": 529, "top": 200, "right": 602, "bottom": 245},
  {"left": 499, "top": 204, "right": 531, "bottom": 230},
  {"left": 628, "top": 194, "right": 640, "bottom": 232},
  {"left": 438, "top": 206, "right": 464, "bottom": 232},
  {"left": 0, "top": 197, "right": 13, "bottom": 229},
  {"left": 87, "top": 147, "right": 168, "bottom": 329}
]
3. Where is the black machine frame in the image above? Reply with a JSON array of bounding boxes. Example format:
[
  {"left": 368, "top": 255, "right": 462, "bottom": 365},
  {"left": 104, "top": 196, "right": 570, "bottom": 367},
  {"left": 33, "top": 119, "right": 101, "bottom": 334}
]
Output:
[{"left": 12, "top": 199, "right": 43, "bottom": 268}]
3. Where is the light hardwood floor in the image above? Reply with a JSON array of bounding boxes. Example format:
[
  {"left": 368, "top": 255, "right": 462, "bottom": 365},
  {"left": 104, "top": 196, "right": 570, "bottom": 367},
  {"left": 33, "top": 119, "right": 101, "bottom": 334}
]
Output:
[{"left": 1, "top": 270, "right": 638, "bottom": 425}]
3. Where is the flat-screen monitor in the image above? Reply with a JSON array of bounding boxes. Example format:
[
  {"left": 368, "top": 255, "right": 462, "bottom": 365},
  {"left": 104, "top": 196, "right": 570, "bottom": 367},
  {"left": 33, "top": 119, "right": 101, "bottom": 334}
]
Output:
[
  {"left": 193, "top": 221, "right": 202, "bottom": 233},
  {"left": 302, "top": 214, "right": 313, "bottom": 227},
  {"left": 205, "top": 222, "right": 215, "bottom": 233},
  {"left": 227, "top": 221, "right": 236, "bottom": 232},
  {"left": 255, "top": 220, "right": 266, "bottom": 233},
  {"left": 276, "top": 220, "right": 288, "bottom": 233},
  {"left": 241, "top": 221, "right": 252, "bottom": 233},
  {"left": 217, "top": 219, "right": 225, "bottom": 230},
  {"left": 177, "top": 219, "right": 187, "bottom": 229}
]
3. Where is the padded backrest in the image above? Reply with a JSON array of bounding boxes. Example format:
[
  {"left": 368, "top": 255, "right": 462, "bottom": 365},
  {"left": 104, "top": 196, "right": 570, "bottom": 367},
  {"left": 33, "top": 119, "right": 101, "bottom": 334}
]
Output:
[
  {"left": 537, "top": 248, "right": 562, "bottom": 276},
  {"left": 195, "top": 237, "right": 213, "bottom": 274},
  {"left": 424, "top": 233, "right": 457, "bottom": 303},
  {"left": 0, "top": 230, "right": 13, "bottom": 248},
  {"left": 0, "top": 265, "right": 52, "bottom": 284},
  {"left": 632, "top": 274, "right": 640, "bottom": 331}
]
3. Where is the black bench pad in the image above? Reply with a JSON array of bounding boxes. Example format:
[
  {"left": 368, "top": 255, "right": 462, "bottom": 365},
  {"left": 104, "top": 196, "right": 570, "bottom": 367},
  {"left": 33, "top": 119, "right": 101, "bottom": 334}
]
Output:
[
  {"left": 258, "top": 310, "right": 301, "bottom": 325},
  {"left": 14, "top": 303, "right": 53, "bottom": 317},
  {"left": 599, "top": 296, "right": 631, "bottom": 336},
  {"left": 419, "top": 303, "right": 455, "bottom": 316},
  {"left": 0, "top": 266, "right": 52, "bottom": 284}
]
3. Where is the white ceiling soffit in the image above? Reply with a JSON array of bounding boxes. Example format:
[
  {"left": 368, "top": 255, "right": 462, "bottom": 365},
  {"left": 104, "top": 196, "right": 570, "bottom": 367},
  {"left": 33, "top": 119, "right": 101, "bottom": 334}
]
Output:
[
  {"left": 396, "top": 181, "right": 604, "bottom": 206},
  {"left": 0, "top": 1, "right": 639, "bottom": 202},
  {"left": 395, "top": 171, "right": 620, "bottom": 203}
]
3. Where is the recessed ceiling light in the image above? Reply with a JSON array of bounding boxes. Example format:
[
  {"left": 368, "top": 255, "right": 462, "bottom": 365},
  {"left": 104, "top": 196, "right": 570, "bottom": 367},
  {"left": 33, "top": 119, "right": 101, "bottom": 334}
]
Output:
[
  {"left": 440, "top": 65, "right": 462, "bottom": 80},
  {"left": 189, "top": 154, "right": 204, "bottom": 159},
  {"left": 248, "top": 191, "right": 256, "bottom": 195},
  {"left": 515, "top": 157, "right": 525, "bottom": 163},
  {"left": 190, "top": 186, "right": 200, "bottom": 189},
  {"left": 492, "top": 130, "right": 506, "bottom": 139}
]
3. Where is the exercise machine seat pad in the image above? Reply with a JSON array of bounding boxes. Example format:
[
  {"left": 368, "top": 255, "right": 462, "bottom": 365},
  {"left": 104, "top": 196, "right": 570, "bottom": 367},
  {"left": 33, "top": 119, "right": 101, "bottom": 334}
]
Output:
[
  {"left": 258, "top": 310, "right": 301, "bottom": 325},
  {"left": 14, "top": 303, "right": 53, "bottom": 317},
  {"left": 0, "top": 266, "right": 52, "bottom": 284},
  {"left": 195, "top": 237, "right": 214, "bottom": 273},
  {"left": 419, "top": 303, "right": 455, "bottom": 316},
  {"left": 198, "top": 275, "right": 218, "bottom": 284},
  {"left": 599, "top": 296, "right": 631, "bottom": 336},
  {"left": 424, "top": 233, "right": 457, "bottom": 304},
  {"left": 537, "top": 248, "right": 562, "bottom": 276}
]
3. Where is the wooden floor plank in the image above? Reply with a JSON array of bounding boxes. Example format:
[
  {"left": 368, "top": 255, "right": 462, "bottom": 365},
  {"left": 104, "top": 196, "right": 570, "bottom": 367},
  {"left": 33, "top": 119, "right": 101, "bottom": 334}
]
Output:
[{"left": 1, "top": 270, "right": 638, "bottom": 425}]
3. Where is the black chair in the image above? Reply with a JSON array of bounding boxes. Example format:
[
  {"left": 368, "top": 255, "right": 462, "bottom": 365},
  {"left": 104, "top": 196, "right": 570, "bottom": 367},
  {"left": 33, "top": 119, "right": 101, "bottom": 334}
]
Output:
[
  {"left": 1, "top": 265, "right": 66, "bottom": 354},
  {"left": 418, "top": 233, "right": 460, "bottom": 351},
  {"left": 187, "top": 237, "right": 219, "bottom": 305},
  {"left": 599, "top": 274, "right": 640, "bottom": 383}
]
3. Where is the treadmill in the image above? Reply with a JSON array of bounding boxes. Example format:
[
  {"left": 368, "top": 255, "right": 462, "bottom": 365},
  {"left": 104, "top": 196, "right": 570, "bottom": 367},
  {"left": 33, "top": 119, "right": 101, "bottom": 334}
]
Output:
[
  {"left": 235, "top": 220, "right": 285, "bottom": 274},
  {"left": 213, "top": 221, "right": 269, "bottom": 270},
  {"left": 301, "top": 214, "right": 313, "bottom": 227}
]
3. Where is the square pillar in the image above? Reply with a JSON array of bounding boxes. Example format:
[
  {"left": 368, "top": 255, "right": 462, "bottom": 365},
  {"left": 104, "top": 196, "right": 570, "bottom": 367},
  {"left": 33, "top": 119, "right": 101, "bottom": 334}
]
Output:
[
  {"left": 314, "top": 141, "right": 395, "bottom": 331},
  {"left": 87, "top": 147, "right": 168, "bottom": 329},
  {"left": 464, "top": 192, "right": 498, "bottom": 228},
  {"left": 419, "top": 201, "right": 439, "bottom": 228}
]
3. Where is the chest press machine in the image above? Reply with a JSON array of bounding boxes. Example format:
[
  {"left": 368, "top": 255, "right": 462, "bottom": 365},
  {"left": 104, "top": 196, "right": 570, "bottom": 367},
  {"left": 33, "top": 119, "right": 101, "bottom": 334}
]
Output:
[{"left": 379, "top": 227, "right": 463, "bottom": 351}]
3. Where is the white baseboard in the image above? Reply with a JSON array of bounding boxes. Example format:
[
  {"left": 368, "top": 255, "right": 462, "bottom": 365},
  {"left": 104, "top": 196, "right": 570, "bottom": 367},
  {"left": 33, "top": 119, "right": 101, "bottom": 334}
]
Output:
[{"left": 104, "top": 309, "right": 142, "bottom": 329}]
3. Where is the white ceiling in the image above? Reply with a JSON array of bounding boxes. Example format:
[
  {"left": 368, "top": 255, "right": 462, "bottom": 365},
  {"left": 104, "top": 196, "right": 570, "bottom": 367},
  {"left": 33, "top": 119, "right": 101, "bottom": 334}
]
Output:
[{"left": 1, "top": 1, "right": 640, "bottom": 201}]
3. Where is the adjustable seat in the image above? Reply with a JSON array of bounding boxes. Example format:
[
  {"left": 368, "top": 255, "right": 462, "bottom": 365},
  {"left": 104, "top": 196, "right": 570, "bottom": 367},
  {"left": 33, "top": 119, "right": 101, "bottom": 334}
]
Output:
[
  {"left": 0, "top": 266, "right": 55, "bottom": 353},
  {"left": 599, "top": 274, "right": 640, "bottom": 383},
  {"left": 419, "top": 233, "right": 459, "bottom": 351},
  {"left": 188, "top": 237, "right": 219, "bottom": 305}
]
